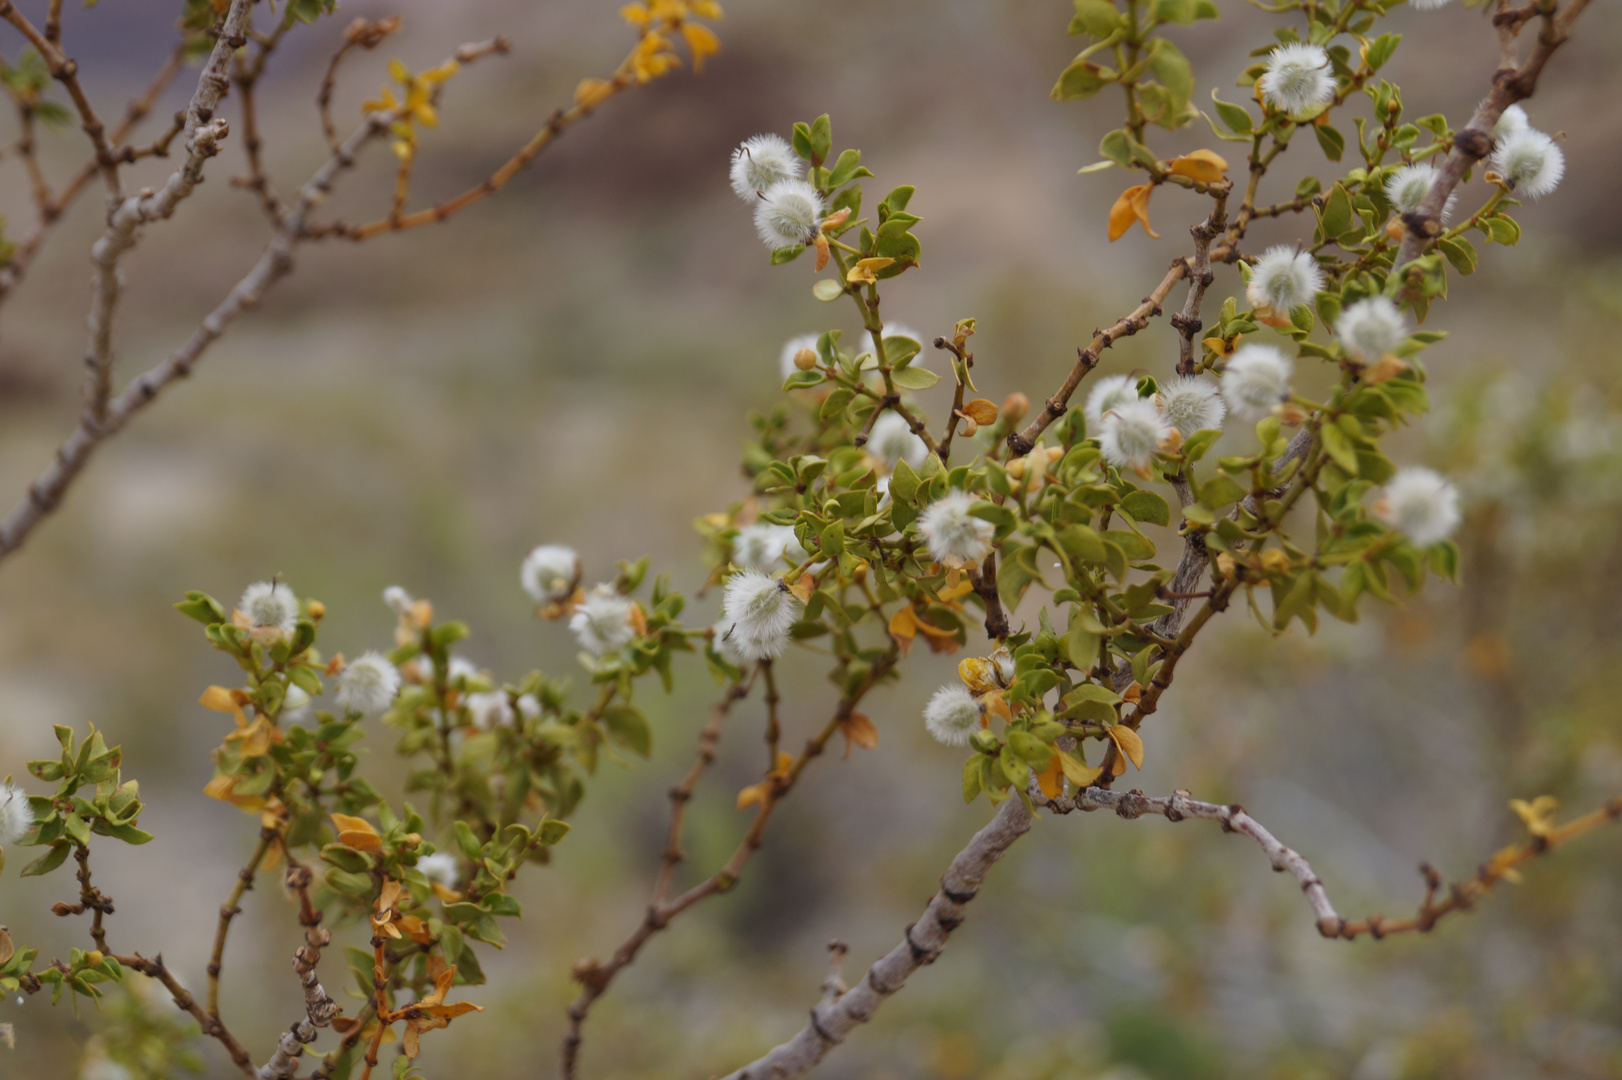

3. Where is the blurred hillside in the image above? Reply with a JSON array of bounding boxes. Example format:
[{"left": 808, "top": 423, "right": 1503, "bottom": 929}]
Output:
[{"left": 1, "top": 1, "right": 1620, "bottom": 1079}]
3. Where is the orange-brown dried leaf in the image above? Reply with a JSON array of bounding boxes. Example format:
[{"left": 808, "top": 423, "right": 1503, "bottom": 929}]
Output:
[
  {"left": 1108, "top": 184, "right": 1159, "bottom": 242},
  {"left": 1167, "top": 148, "right": 1229, "bottom": 183},
  {"left": 839, "top": 712, "right": 879, "bottom": 757}
]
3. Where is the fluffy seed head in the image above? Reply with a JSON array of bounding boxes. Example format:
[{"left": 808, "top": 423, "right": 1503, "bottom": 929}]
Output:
[
  {"left": 1221, "top": 344, "right": 1294, "bottom": 419},
  {"left": 382, "top": 586, "right": 414, "bottom": 617},
  {"left": 919, "top": 490, "right": 995, "bottom": 568},
  {"left": 779, "top": 333, "right": 821, "bottom": 379},
  {"left": 753, "top": 179, "right": 824, "bottom": 251},
  {"left": 1246, "top": 246, "right": 1324, "bottom": 315},
  {"left": 570, "top": 585, "right": 638, "bottom": 656},
  {"left": 337, "top": 652, "right": 401, "bottom": 716},
  {"left": 1377, "top": 466, "right": 1461, "bottom": 546},
  {"left": 1084, "top": 374, "right": 1140, "bottom": 432},
  {"left": 730, "top": 134, "right": 801, "bottom": 202},
  {"left": 1383, "top": 163, "right": 1449, "bottom": 220},
  {"left": 1100, "top": 398, "right": 1173, "bottom": 471},
  {"left": 923, "top": 684, "right": 981, "bottom": 747},
  {"left": 1158, "top": 376, "right": 1226, "bottom": 438},
  {"left": 0, "top": 780, "right": 34, "bottom": 848},
  {"left": 520, "top": 544, "right": 580, "bottom": 604},
  {"left": 1258, "top": 44, "right": 1335, "bottom": 116},
  {"left": 1490, "top": 128, "right": 1564, "bottom": 199},
  {"left": 867, "top": 410, "right": 930, "bottom": 472},
  {"left": 720, "top": 571, "right": 801, "bottom": 660},
  {"left": 417, "top": 851, "right": 459, "bottom": 889},
  {"left": 1492, "top": 103, "right": 1529, "bottom": 142},
  {"left": 464, "top": 690, "right": 514, "bottom": 730},
  {"left": 1336, "top": 297, "right": 1407, "bottom": 363},
  {"left": 240, "top": 581, "right": 298, "bottom": 635},
  {"left": 732, "top": 523, "right": 794, "bottom": 572},
  {"left": 1410, "top": 0, "right": 1453, "bottom": 9}
]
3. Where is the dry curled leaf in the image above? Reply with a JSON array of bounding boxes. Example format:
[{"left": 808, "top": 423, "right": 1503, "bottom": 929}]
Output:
[
  {"left": 1108, "top": 184, "right": 1159, "bottom": 242},
  {"left": 1167, "top": 148, "right": 1230, "bottom": 183},
  {"left": 839, "top": 712, "right": 879, "bottom": 757},
  {"left": 332, "top": 812, "right": 382, "bottom": 852},
  {"left": 1106, "top": 724, "right": 1145, "bottom": 771}
]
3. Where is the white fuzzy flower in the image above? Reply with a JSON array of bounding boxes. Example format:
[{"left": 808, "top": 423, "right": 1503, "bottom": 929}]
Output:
[
  {"left": 1258, "top": 43, "right": 1335, "bottom": 117},
  {"left": 1382, "top": 162, "right": 1457, "bottom": 222},
  {"left": 1410, "top": 0, "right": 1453, "bottom": 9},
  {"left": 1492, "top": 103, "right": 1529, "bottom": 142},
  {"left": 1158, "top": 376, "right": 1226, "bottom": 438},
  {"left": 1100, "top": 398, "right": 1172, "bottom": 471},
  {"left": 732, "top": 523, "right": 793, "bottom": 572},
  {"left": 240, "top": 580, "right": 298, "bottom": 635},
  {"left": 1490, "top": 128, "right": 1564, "bottom": 199},
  {"left": 753, "top": 179, "right": 824, "bottom": 251},
  {"left": 779, "top": 333, "right": 821, "bottom": 379},
  {"left": 419, "top": 653, "right": 478, "bottom": 687},
  {"left": 382, "top": 586, "right": 414, "bottom": 617},
  {"left": 720, "top": 571, "right": 801, "bottom": 660},
  {"left": 1336, "top": 297, "right": 1407, "bottom": 363},
  {"left": 0, "top": 780, "right": 34, "bottom": 848},
  {"left": 1084, "top": 374, "right": 1140, "bottom": 432},
  {"left": 465, "top": 690, "right": 514, "bottom": 730},
  {"left": 417, "top": 851, "right": 459, "bottom": 890},
  {"left": 337, "top": 651, "right": 401, "bottom": 716},
  {"left": 570, "top": 585, "right": 638, "bottom": 656},
  {"left": 867, "top": 410, "right": 930, "bottom": 471},
  {"left": 923, "top": 684, "right": 981, "bottom": 747},
  {"left": 282, "top": 684, "right": 312, "bottom": 722},
  {"left": 1246, "top": 245, "right": 1324, "bottom": 317},
  {"left": 516, "top": 693, "right": 541, "bottom": 721},
  {"left": 711, "top": 620, "right": 750, "bottom": 666},
  {"left": 1221, "top": 344, "right": 1294, "bottom": 420},
  {"left": 521, "top": 544, "right": 580, "bottom": 604},
  {"left": 730, "top": 134, "right": 801, "bottom": 202},
  {"left": 919, "top": 490, "right": 995, "bottom": 568},
  {"left": 1376, "top": 466, "right": 1461, "bottom": 546}
]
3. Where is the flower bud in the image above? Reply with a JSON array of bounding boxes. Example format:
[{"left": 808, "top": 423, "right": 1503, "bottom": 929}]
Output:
[
  {"left": 1001, "top": 392, "right": 1029, "bottom": 426},
  {"left": 306, "top": 600, "right": 326, "bottom": 621},
  {"left": 794, "top": 347, "right": 818, "bottom": 371},
  {"left": 970, "top": 728, "right": 1001, "bottom": 754}
]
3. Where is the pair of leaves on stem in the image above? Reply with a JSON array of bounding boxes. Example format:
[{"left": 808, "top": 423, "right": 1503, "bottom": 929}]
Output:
[{"left": 1106, "top": 149, "right": 1228, "bottom": 241}]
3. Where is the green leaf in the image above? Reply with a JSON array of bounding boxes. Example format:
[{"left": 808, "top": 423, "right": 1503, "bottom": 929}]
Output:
[
  {"left": 1211, "top": 90, "right": 1253, "bottom": 135},
  {"left": 538, "top": 818, "right": 571, "bottom": 845},
  {"left": 812, "top": 278, "right": 844, "bottom": 302},
  {"left": 1149, "top": 40, "right": 1194, "bottom": 111},
  {"left": 889, "top": 458, "right": 921, "bottom": 504},
  {"left": 1069, "top": 0, "right": 1124, "bottom": 36},
  {"left": 808, "top": 114, "right": 832, "bottom": 163},
  {"left": 20, "top": 842, "right": 70, "bottom": 878},
  {"left": 1120, "top": 490, "right": 1170, "bottom": 527},
  {"left": 1314, "top": 123, "right": 1345, "bottom": 162},
  {"left": 769, "top": 246, "right": 804, "bottom": 265},
  {"left": 1153, "top": 0, "right": 1197, "bottom": 23},
  {"left": 961, "top": 755, "right": 984, "bottom": 803},
  {"left": 890, "top": 365, "right": 940, "bottom": 390},
  {"left": 781, "top": 369, "right": 825, "bottom": 392},
  {"left": 820, "top": 520, "right": 846, "bottom": 558},
  {"left": 174, "top": 591, "right": 226, "bottom": 626},
  {"left": 826, "top": 148, "right": 863, "bottom": 188},
  {"left": 603, "top": 706, "right": 651, "bottom": 758},
  {"left": 1317, "top": 182, "right": 1354, "bottom": 241},
  {"left": 1051, "top": 58, "right": 1113, "bottom": 100},
  {"left": 1437, "top": 235, "right": 1478, "bottom": 275},
  {"left": 1057, "top": 524, "right": 1107, "bottom": 565},
  {"left": 1483, "top": 215, "right": 1520, "bottom": 245},
  {"left": 819, "top": 388, "right": 854, "bottom": 421},
  {"left": 1319, "top": 424, "right": 1359, "bottom": 474}
]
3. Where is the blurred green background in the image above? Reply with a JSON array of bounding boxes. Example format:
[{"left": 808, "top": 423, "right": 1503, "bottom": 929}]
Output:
[{"left": 1, "top": 1, "right": 1621, "bottom": 1078}]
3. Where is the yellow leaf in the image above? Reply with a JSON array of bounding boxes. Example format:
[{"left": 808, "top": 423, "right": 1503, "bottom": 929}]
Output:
[
  {"left": 960, "top": 398, "right": 999, "bottom": 426},
  {"left": 1203, "top": 333, "right": 1238, "bottom": 358},
  {"left": 0, "top": 927, "right": 15, "bottom": 966},
  {"left": 787, "top": 574, "right": 815, "bottom": 604},
  {"left": 839, "top": 712, "right": 879, "bottom": 757},
  {"left": 814, "top": 233, "right": 831, "bottom": 272},
  {"left": 680, "top": 22, "right": 721, "bottom": 73},
  {"left": 958, "top": 657, "right": 999, "bottom": 695},
  {"left": 1167, "top": 148, "right": 1230, "bottom": 183},
  {"left": 1058, "top": 750, "right": 1103, "bottom": 789},
  {"left": 888, "top": 605, "right": 918, "bottom": 641},
  {"left": 736, "top": 780, "right": 771, "bottom": 810},
  {"left": 846, "top": 257, "right": 895, "bottom": 285},
  {"left": 1106, "top": 725, "right": 1145, "bottom": 770},
  {"left": 388, "top": 59, "right": 409, "bottom": 84},
  {"left": 689, "top": 0, "right": 724, "bottom": 17},
  {"left": 1508, "top": 795, "right": 1559, "bottom": 838},
  {"left": 1107, "top": 184, "right": 1158, "bottom": 242},
  {"left": 573, "top": 75, "right": 610, "bottom": 106},
  {"left": 332, "top": 813, "right": 383, "bottom": 852},
  {"left": 1036, "top": 755, "right": 1064, "bottom": 799},
  {"left": 620, "top": 2, "right": 651, "bottom": 27},
  {"left": 937, "top": 578, "right": 976, "bottom": 603},
  {"left": 203, "top": 774, "right": 266, "bottom": 813}
]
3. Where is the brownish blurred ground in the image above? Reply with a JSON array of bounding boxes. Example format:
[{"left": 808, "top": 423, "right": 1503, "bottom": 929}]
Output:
[{"left": 1, "top": 2, "right": 1620, "bottom": 1079}]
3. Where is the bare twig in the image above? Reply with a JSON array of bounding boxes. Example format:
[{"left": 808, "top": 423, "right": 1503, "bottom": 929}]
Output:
[
  {"left": 317, "top": 16, "right": 404, "bottom": 153},
  {"left": 715, "top": 796, "right": 1034, "bottom": 1080},
  {"left": 1007, "top": 259, "right": 1188, "bottom": 455},
  {"left": 0, "top": 0, "right": 122, "bottom": 195},
  {"left": 207, "top": 827, "right": 278, "bottom": 1020},
  {"left": 112, "top": 951, "right": 257, "bottom": 1078},
  {"left": 256, "top": 861, "right": 342, "bottom": 1080},
  {"left": 1172, "top": 187, "right": 1228, "bottom": 376}
]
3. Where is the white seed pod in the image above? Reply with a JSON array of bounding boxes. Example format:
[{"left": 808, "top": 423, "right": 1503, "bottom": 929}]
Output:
[
  {"left": 0, "top": 779, "right": 34, "bottom": 848},
  {"left": 1084, "top": 374, "right": 1140, "bottom": 432},
  {"left": 1410, "top": 0, "right": 1454, "bottom": 9},
  {"left": 923, "top": 684, "right": 981, "bottom": 747},
  {"left": 1336, "top": 297, "right": 1408, "bottom": 363},
  {"left": 1221, "top": 344, "right": 1294, "bottom": 420},
  {"left": 867, "top": 410, "right": 930, "bottom": 471},
  {"left": 732, "top": 523, "right": 794, "bottom": 572},
  {"left": 240, "top": 580, "right": 299, "bottom": 635},
  {"left": 1382, "top": 162, "right": 1454, "bottom": 220},
  {"left": 1258, "top": 43, "right": 1335, "bottom": 117},
  {"left": 382, "top": 585, "right": 414, "bottom": 617},
  {"left": 416, "top": 851, "right": 459, "bottom": 890},
  {"left": 520, "top": 544, "right": 580, "bottom": 604},
  {"left": 753, "top": 179, "right": 824, "bottom": 251},
  {"left": 729, "top": 134, "right": 801, "bottom": 202},
  {"left": 1490, "top": 128, "right": 1564, "bottom": 199},
  {"left": 464, "top": 690, "right": 515, "bottom": 731},
  {"left": 1246, "top": 245, "right": 1324, "bottom": 316},
  {"left": 1099, "top": 398, "right": 1172, "bottom": 471},
  {"left": 569, "top": 585, "right": 638, "bottom": 656},
  {"left": 720, "top": 570, "right": 801, "bottom": 660},
  {"left": 919, "top": 490, "right": 995, "bottom": 568},
  {"left": 1492, "top": 103, "right": 1529, "bottom": 142},
  {"left": 337, "top": 652, "right": 402, "bottom": 716},
  {"left": 1158, "top": 376, "right": 1226, "bottom": 438},
  {"left": 1376, "top": 466, "right": 1461, "bottom": 546}
]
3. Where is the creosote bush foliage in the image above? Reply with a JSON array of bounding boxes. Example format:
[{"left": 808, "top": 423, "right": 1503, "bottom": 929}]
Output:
[{"left": 0, "top": 0, "right": 1617, "bottom": 1078}]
